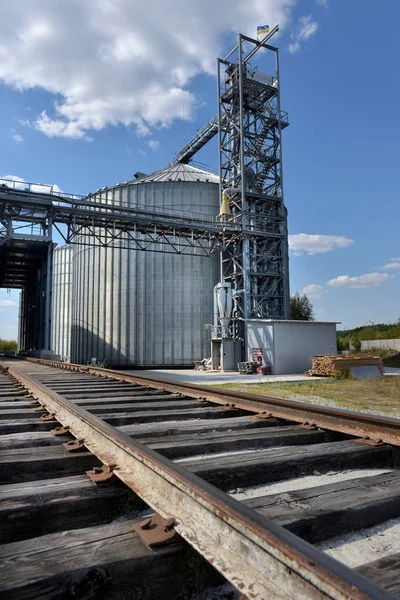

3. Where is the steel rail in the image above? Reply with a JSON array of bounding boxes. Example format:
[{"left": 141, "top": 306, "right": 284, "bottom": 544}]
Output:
[
  {"left": 25, "top": 357, "right": 400, "bottom": 446},
  {"left": 3, "top": 359, "right": 395, "bottom": 600}
]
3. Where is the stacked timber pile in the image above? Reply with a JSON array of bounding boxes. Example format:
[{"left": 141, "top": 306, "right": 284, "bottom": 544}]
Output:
[{"left": 306, "top": 355, "right": 384, "bottom": 377}]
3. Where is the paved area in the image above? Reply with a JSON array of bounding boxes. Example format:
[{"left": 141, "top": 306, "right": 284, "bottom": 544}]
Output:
[
  {"left": 122, "top": 368, "right": 311, "bottom": 386},
  {"left": 384, "top": 367, "right": 400, "bottom": 376},
  {"left": 122, "top": 366, "right": 400, "bottom": 385}
]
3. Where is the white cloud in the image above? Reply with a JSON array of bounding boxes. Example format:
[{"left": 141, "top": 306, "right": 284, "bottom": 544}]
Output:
[
  {"left": 314, "top": 307, "right": 325, "bottom": 314},
  {"left": 289, "top": 15, "right": 318, "bottom": 53},
  {"left": 0, "top": 299, "right": 16, "bottom": 307},
  {"left": 289, "top": 233, "right": 354, "bottom": 256},
  {"left": 316, "top": 0, "right": 328, "bottom": 7},
  {"left": 0, "top": 1, "right": 296, "bottom": 140},
  {"left": 34, "top": 111, "right": 92, "bottom": 141},
  {"left": 379, "top": 262, "right": 400, "bottom": 270},
  {"left": 327, "top": 272, "right": 394, "bottom": 289},
  {"left": 11, "top": 127, "right": 23, "bottom": 142},
  {"left": 0, "top": 175, "right": 62, "bottom": 194},
  {"left": 11, "top": 128, "right": 23, "bottom": 143},
  {"left": 301, "top": 284, "right": 326, "bottom": 299},
  {"left": 390, "top": 257, "right": 400, "bottom": 261},
  {"left": 147, "top": 140, "right": 160, "bottom": 151}
]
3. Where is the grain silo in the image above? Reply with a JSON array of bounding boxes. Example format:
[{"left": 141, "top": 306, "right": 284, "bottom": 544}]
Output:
[
  {"left": 70, "top": 162, "right": 220, "bottom": 366},
  {"left": 51, "top": 244, "right": 73, "bottom": 360}
]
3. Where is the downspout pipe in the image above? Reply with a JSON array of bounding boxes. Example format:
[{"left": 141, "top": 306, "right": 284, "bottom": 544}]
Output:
[
  {"left": 222, "top": 187, "right": 241, "bottom": 196},
  {"left": 217, "top": 187, "right": 241, "bottom": 220},
  {"left": 213, "top": 284, "right": 219, "bottom": 328}
]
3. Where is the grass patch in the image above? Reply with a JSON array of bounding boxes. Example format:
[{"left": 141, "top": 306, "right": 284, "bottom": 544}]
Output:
[{"left": 215, "top": 376, "right": 400, "bottom": 417}]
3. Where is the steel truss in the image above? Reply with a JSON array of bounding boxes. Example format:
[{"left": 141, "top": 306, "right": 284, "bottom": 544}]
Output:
[
  {"left": 172, "top": 115, "right": 219, "bottom": 165},
  {"left": 217, "top": 29, "right": 290, "bottom": 332},
  {"left": 0, "top": 185, "right": 240, "bottom": 257}
]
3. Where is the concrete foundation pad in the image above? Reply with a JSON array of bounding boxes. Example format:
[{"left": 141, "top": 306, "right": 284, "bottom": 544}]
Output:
[{"left": 121, "top": 368, "right": 312, "bottom": 386}]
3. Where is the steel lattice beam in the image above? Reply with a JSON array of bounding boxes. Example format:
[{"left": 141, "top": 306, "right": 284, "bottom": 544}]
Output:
[{"left": 0, "top": 186, "right": 241, "bottom": 257}]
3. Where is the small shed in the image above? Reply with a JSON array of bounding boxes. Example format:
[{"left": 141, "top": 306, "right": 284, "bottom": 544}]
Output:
[{"left": 246, "top": 319, "right": 339, "bottom": 375}]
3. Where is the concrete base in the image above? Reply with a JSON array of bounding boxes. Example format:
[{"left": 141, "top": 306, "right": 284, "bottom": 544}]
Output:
[{"left": 122, "top": 368, "right": 311, "bottom": 386}]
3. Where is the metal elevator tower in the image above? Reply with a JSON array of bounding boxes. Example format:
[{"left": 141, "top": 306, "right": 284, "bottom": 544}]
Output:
[{"left": 217, "top": 28, "right": 290, "bottom": 337}]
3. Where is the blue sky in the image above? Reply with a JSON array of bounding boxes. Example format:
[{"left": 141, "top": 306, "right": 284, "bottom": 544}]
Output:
[{"left": 1, "top": 0, "right": 399, "bottom": 339}]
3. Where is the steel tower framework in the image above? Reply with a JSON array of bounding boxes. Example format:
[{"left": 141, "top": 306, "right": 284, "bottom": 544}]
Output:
[{"left": 217, "top": 29, "right": 290, "bottom": 335}]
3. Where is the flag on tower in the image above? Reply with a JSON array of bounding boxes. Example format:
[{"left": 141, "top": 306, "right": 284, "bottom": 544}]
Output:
[{"left": 257, "top": 24, "right": 270, "bottom": 38}]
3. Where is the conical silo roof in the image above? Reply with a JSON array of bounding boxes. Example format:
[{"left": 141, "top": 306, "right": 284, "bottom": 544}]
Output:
[{"left": 131, "top": 162, "right": 219, "bottom": 184}]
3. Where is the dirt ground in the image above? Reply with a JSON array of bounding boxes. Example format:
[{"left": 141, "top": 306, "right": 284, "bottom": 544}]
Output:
[{"left": 216, "top": 376, "right": 400, "bottom": 418}]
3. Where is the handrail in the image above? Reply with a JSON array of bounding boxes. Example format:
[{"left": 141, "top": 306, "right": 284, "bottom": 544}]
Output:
[{"left": 0, "top": 179, "right": 233, "bottom": 231}]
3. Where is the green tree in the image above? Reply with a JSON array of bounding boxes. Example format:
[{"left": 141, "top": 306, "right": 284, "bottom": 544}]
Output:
[
  {"left": 385, "top": 319, "right": 400, "bottom": 339},
  {"left": 358, "top": 325, "right": 379, "bottom": 341},
  {"left": 0, "top": 338, "right": 17, "bottom": 353},
  {"left": 290, "top": 293, "right": 315, "bottom": 321},
  {"left": 350, "top": 335, "right": 361, "bottom": 352},
  {"left": 337, "top": 336, "right": 349, "bottom": 351}
]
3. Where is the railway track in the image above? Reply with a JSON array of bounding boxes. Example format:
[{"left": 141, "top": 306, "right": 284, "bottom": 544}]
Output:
[{"left": 1, "top": 358, "right": 400, "bottom": 599}]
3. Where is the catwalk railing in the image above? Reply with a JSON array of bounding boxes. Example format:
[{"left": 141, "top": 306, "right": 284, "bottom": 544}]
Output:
[
  {"left": 0, "top": 178, "right": 285, "bottom": 256},
  {"left": 0, "top": 178, "right": 237, "bottom": 256}
]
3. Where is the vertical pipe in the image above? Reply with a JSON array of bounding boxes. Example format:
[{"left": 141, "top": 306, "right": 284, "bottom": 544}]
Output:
[
  {"left": 238, "top": 34, "right": 249, "bottom": 322},
  {"left": 217, "top": 58, "right": 224, "bottom": 284},
  {"left": 275, "top": 48, "right": 290, "bottom": 319}
]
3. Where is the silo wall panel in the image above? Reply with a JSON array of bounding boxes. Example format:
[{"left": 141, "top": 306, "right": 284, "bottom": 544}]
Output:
[
  {"left": 51, "top": 245, "right": 72, "bottom": 360},
  {"left": 71, "top": 178, "right": 219, "bottom": 365}
]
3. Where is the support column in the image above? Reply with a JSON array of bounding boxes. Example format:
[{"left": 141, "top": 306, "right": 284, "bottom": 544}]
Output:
[{"left": 44, "top": 239, "right": 53, "bottom": 350}]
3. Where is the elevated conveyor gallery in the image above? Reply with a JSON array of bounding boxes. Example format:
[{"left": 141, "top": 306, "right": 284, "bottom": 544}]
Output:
[{"left": 0, "top": 234, "right": 53, "bottom": 353}]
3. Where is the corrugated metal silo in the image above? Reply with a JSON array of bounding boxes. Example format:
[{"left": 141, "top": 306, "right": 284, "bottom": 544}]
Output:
[
  {"left": 71, "top": 163, "right": 220, "bottom": 365},
  {"left": 51, "top": 245, "right": 73, "bottom": 360}
]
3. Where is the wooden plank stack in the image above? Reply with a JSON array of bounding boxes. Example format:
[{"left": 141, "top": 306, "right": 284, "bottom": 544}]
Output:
[{"left": 306, "top": 355, "right": 384, "bottom": 377}]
